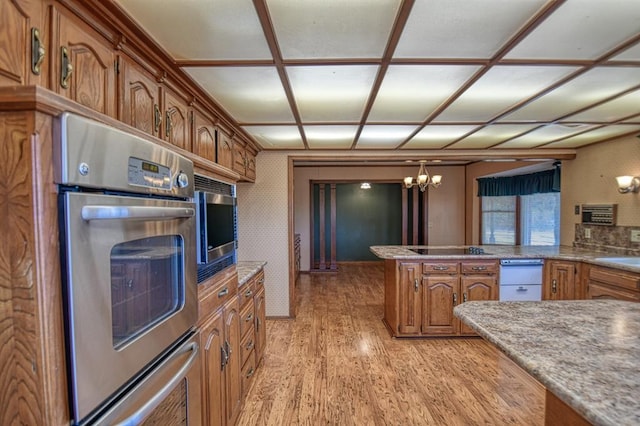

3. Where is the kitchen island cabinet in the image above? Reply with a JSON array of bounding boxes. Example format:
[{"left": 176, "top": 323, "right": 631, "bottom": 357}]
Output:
[{"left": 455, "top": 300, "right": 640, "bottom": 426}]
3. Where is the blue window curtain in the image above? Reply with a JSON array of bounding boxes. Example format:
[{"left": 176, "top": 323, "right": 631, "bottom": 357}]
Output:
[{"left": 477, "top": 166, "right": 561, "bottom": 197}]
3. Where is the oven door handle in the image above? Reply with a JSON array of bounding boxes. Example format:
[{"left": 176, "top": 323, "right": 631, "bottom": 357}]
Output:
[
  {"left": 81, "top": 205, "right": 195, "bottom": 221},
  {"left": 114, "top": 341, "right": 199, "bottom": 426}
]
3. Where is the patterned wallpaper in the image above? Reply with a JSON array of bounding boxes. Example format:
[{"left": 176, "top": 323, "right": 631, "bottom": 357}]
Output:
[{"left": 236, "top": 152, "right": 290, "bottom": 317}]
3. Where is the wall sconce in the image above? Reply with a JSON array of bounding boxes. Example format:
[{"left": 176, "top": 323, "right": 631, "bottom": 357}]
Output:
[
  {"left": 404, "top": 160, "right": 442, "bottom": 192},
  {"left": 615, "top": 175, "right": 640, "bottom": 193}
]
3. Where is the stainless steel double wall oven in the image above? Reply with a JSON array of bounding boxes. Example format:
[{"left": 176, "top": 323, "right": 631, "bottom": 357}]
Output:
[{"left": 56, "top": 113, "right": 201, "bottom": 425}]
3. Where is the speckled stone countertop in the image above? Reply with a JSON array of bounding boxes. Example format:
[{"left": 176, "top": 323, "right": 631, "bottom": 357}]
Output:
[
  {"left": 454, "top": 300, "right": 640, "bottom": 426},
  {"left": 370, "top": 245, "right": 640, "bottom": 273},
  {"left": 237, "top": 261, "right": 267, "bottom": 286}
]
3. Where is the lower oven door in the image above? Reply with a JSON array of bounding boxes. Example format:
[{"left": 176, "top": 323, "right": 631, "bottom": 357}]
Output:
[
  {"left": 61, "top": 191, "right": 197, "bottom": 423},
  {"left": 93, "top": 332, "right": 202, "bottom": 426}
]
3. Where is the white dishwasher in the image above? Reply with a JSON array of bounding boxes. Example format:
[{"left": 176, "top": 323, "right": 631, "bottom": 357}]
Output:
[{"left": 499, "top": 259, "right": 544, "bottom": 301}]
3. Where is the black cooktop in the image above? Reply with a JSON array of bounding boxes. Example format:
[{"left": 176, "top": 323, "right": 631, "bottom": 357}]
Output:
[{"left": 410, "top": 247, "right": 489, "bottom": 255}]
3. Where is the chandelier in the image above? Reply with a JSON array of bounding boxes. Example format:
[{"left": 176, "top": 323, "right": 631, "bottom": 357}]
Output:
[{"left": 403, "top": 160, "right": 442, "bottom": 192}]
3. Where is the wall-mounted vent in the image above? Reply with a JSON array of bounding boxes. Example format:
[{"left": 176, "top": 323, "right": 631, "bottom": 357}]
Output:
[{"left": 581, "top": 204, "right": 617, "bottom": 226}]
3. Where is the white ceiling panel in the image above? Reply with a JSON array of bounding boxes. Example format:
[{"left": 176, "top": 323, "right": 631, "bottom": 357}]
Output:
[
  {"left": 395, "top": 0, "right": 547, "bottom": 58},
  {"left": 185, "top": 67, "right": 293, "bottom": 123},
  {"left": 448, "top": 124, "right": 540, "bottom": 149},
  {"left": 116, "top": 0, "right": 271, "bottom": 60},
  {"left": 267, "top": 0, "right": 401, "bottom": 59},
  {"left": 505, "top": 0, "right": 640, "bottom": 60},
  {"left": 498, "top": 124, "right": 597, "bottom": 148},
  {"left": 242, "top": 126, "right": 304, "bottom": 149},
  {"left": 402, "top": 125, "right": 478, "bottom": 149},
  {"left": 368, "top": 65, "right": 480, "bottom": 122},
  {"left": 611, "top": 43, "right": 640, "bottom": 61},
  {"left": 305, "top": 126, "right": 358, "bottom": 149},
  {"left": 356, "top": 125, "right": 419, "bottom": 149},
  {"left": 501, "top": 67, "right": 640, "bottom": 122},
  {"left": 287, "top": 65, "right": 379, "bottom": 122},
  {"left": 543, "top": 125, "right": 640, "bottom": 148},
  {"left": 565, "top": 90, "right": 640, "bottom": 122},
  {"left": 435, "top": 66, "right": 579, "bottom": 122}
]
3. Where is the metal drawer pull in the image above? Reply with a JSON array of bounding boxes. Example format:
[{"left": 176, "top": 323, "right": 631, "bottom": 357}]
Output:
[
  {"left": 433, "top": 266, "right": 449, "bottom": 271},
  {"left": 60, "top": 46, "right": 73, "bottom": 89},
  {"left": 471, "top": 266, "right": 487, "bottom": 271},
  {"left": 551, "top": 279, "right": 557, "bottom": 293},
  {"left": 246, "top": 341, "right": 254, "bottom": 351},
  {"left": 218, "top": 287, "right": 229, "bottom": 298},
  {"left": 245, "top": 313, "right": 253, "bottom": 322},
  {"left": 246, "top": 367, "right": 255, "bottom": 378},
  {"left": 245, "top": 289, "right": 253, "bottom": 297},
  {"left": 31, "top": 28, "right": 45, "bottom": 75}
]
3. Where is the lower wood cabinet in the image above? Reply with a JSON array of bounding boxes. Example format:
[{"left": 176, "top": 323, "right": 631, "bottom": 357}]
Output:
[
  {"left": 386, "top": 259, "right": 498, "bottom": 337},
  {"left": 586, "top": 265, "right": 640, "bottom": 302},
  {"left": 544, "top": 260, "right": 580, "bottom": 300},
  {"left": 254, "top": 271, "right": 267, "bottom": 364}
]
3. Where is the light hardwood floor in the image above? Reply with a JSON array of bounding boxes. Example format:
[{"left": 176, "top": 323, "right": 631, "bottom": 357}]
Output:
[{"left": 237, "top": 263, "right": 544, "bottom": 425}]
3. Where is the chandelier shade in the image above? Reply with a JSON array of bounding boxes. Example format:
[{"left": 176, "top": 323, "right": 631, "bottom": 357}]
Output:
[{"left": 404, "top": 161, "right": 442, "bottom": 192}]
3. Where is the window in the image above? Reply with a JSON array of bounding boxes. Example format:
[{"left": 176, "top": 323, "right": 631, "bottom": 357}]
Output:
[{"left": 481, "top": 192, "right": 560, "bottom": 245}]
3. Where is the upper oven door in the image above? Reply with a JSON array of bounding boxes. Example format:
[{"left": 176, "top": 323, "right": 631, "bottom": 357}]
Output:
[{"left": 61, "top": 191, "right": 197, "bottom": 423}]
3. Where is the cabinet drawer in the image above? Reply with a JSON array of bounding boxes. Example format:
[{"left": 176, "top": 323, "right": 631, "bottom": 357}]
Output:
[
  {"left": 461, "top": 261, "right": 497, "bottom": 275},
  {"left": 198, "top": 277, "right": 235, "bottom": 322},
  {"left": 589, "top": 267, "right": 640, "bottom": 291},
  {"left": 240, "top": 328, "right": 255, "bottom": 367},
  {"left": 240, "top": 300, "right": 255, "bottom": 338},
  {"left": 254, "top": 270, "right": 265, "bottom": 290},
  {"left": 423, "top": 262, "right": 459, "bottom": 274},
  {"left": 588, "top": 282, "right": 640, "bottom": 302},
  {"left": 239, "top": 281, "right": 255, "bottom": 309},
  {"left": 241, "top": 352, "right": 256, "bottom": 398}
]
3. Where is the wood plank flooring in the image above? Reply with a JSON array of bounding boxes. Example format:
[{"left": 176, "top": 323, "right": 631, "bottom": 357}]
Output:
[{"left": 237, "top": 263, "right": 544, "bottom": 425}]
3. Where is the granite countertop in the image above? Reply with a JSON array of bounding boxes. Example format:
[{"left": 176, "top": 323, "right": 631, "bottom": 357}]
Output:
[
  {"left": 454, "top": 300, "right": 640, "bottom": 426},
  {"left": 369, "top": 245, "right": 640, "bottom": 273},
  {"left": 237, "top": 261, "right": 267, "bottom": 286}
]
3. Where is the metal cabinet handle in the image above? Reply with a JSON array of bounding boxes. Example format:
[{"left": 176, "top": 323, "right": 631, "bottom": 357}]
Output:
[
  {"left": 165, "top": 110, "right": 172, "bottom": 138},
  {"left": 218, "top": 287, "right": 229, "bottom": 298},
  {"left": 433, "top": 266, "right": 449, "bottom": 271},
  {"left": 246, "top": 367, "right": 255, "bottom": 378},
  {"left": 31, "top": 28, "right": 45, "bottom": 75},
  {"left": 245, "top": 289, "right": 253, "bottom": 297},
  {"left": 463, "top": 292, "right": 467, "bottom": 303},
  {"left": 256, "top": 317, "right": 261, "bottom": 331},
  {"left": 552, "top": 279, "right": 557, "bottom": 293},
  {"left": 60, "top": 46, "right": 73, "bottom": 89},
  {"left": 471, "top": 266, "right": 487, "bottom": 271},
  {"left": 81, "top": 205, "right": 194, "bottom": 221},
  {"left": 453, "top": 293, "right": 457, "bottom": 305},
  {"left": 414, "top": 278, "right": 419, "bottom": 292},
  {"left": 220, "top": 346, "right": 227, "bottom": 369},
  {"left": 153, "top": 104, "right": 162, "bottom": 134},
  {"left": 245, "top": 313, "right": 254, "bottom": 322},
  {"left": 246, "top": 340, "right": 254, "bottom": 351}
]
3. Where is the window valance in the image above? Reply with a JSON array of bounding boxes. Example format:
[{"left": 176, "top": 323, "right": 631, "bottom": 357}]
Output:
[{"left": 477, "top": 166, "right": 560, "bottom": 197}]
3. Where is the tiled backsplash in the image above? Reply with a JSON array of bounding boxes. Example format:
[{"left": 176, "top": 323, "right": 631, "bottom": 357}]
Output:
[{"left": 574, "top": 224, "right": 640, "bottom": 256}]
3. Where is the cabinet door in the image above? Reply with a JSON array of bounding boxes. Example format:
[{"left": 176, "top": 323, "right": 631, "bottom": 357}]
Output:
[
  {"left": 233, "top": 140, "right": 247, "bottom": 175},
  {"left": 245, "top": 151, "right": 256, "bottom": 181},
  {"left": 423, "top": 276, "right": 458, "bottom": 335},
  {"left": 254, "top": 285, "right": 266, "bottom": 364},
  {"left": 545, "top": 261, "right": 576, "bottom": 300},
  {"left": 459, "top": 276, "right": 497, "bottom": 335},
  {"left": 119, "top": 55, "right": 161, "bottom": 137},
  {"left": 397, "top": 262, "right": 422, "bottom": 335},
  {"left": 217, "top": 131, "right": 234, "bottom": 170},
  {"left": 162, "top": 87, "right": 190, "bottom": 151},
  {"left": 53, "top": 8, "right": 116, "bottom": 117},
  {"left": 587, "top": 282, "right": 640, "bottom": 302},
  {"left": 192, "top": 108, "right": 217, "bottom": 162},
  {"left": 223, "top": 296, "right": 242, "bottom": 426},
  {"left": 0, "top": 0, "right": 45, "bottom": 87},
  {"left": 200, "top": 309, "right": 225, "bottom": 426}
]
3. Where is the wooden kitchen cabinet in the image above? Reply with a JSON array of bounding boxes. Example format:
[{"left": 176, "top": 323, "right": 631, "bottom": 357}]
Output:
[
  {"left": 200, "top": 308, "right": 225, "bottom": 426},
  {"left": 254, "top": 278, "right": 267, "bottom": 364},
  {"left": 217, "top": 130, "right": 234, "bottom": 170},
  {"left": 0, "top": 0, "right": 46, "bottom": 87},
  {"left": 118, "top": 54, "right": 161, "bottom": 137},
  {"left": 544, "top": 260, "right": 579, "bottom": 300},
  {"left": 385, "top": 259, "right": 498, "bottom": 337},
  {"left": 586, "top": 265, "right": 640, "bottom": 302},
  {"left": 162, "top": 85, "right": 191, "bottom": 151},
  {"left": 223, "top": 296, "right": 242, "bottom": 426},
  {"left": 192, "top": 107, "right": 217, "bottom": 162},
  {"left": 52, "top": 6, "right": 117, "bottom": 118}
]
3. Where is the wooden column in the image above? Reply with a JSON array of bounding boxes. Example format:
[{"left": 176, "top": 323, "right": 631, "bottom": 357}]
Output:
[
  {"left": 422, "top": 188, "right": 429, "bottom": 245},
  {"left": 330, "top": 184, "right": 337, "bottom": 270},
  {"left": 401, "top": 187, "right": 408, "bottom": 245},
  {"left": 412, "top": 186, "right": 419, "bottom": 245},
  {"left": 318, "top": 184, "right": 326, "bottom": 270}
]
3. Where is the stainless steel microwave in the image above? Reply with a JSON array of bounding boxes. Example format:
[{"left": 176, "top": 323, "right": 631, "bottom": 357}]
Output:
[{"left": 195, "top": 190, "right": 237, "bottom": 265}]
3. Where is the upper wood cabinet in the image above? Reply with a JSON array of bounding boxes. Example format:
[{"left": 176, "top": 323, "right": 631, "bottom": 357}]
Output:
[
  {"left": 118, "top": 54, "right": 161, "bottom": 137},
  {"left": 192, "top": 107, "right": 217, "bottom": 163},
  {"left": 217, "top": 130, "right": 234, "bottom": 170},
  {"left": 0, "top": 0, "right": 46, "bottom": 87},
  {"left": 162, "top": 85, "right": 190, "bottom": 151},
  {"left": 52, "top": 7, "right": 116, "bottom": 118}
]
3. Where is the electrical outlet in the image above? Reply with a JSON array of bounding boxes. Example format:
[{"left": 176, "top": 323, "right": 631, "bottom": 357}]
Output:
[
  {"left": 631, "top": 230, "right": 640, "bottom": 243},
  {"left": 584, "top": 228, "right": 591, "bottom": 239}
]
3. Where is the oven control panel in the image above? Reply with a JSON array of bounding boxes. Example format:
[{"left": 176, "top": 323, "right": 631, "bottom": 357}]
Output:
[{"left": 128, "top": 157, "right": 172, "bottom": 190}]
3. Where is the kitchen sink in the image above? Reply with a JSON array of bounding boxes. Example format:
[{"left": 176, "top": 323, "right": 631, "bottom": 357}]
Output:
[{"left": 594, "top": 257, "right": 640, "bottom": 266}]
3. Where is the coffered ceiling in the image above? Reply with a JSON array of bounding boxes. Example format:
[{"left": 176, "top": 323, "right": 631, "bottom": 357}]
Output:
[{"left": 115, "top": 0, "right": 640, "bottom": 154}]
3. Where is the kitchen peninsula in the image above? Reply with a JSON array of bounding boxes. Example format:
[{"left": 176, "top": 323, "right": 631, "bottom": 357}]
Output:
[
  {"left": 371, "top": 245, "right": 640, "bottom": 338},
  {"left": 455, "top": 300, "right": 640, "bottom": 426}
]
